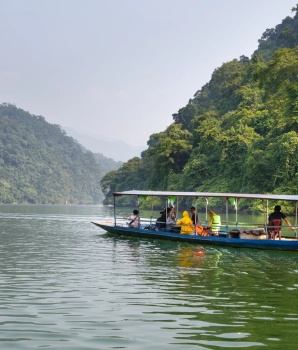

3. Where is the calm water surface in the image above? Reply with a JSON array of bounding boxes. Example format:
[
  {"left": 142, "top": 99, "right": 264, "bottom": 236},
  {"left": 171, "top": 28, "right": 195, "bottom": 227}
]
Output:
[{"left": 1, "top": 205, "right": 298, "bottom": 349}]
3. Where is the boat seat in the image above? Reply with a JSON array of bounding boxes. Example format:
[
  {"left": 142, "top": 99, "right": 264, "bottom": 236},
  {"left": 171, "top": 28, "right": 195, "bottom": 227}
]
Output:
[{"left": 269, "top": 219, "right": 282, "bottom": 240}]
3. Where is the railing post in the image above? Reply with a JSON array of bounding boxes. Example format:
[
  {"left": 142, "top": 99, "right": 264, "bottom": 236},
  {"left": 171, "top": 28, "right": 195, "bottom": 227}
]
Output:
[
  {"left": 114, "top": 195, "right": 116, "bottom": 226},
  {"left": 225, "top": 197, "right": 229, "bottom": 234}
]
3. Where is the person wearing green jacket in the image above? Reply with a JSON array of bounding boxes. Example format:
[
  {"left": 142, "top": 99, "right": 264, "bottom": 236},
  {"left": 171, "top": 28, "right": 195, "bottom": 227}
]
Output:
[{"left": 207, "top": 211, "right": 221, "bottom": 235}]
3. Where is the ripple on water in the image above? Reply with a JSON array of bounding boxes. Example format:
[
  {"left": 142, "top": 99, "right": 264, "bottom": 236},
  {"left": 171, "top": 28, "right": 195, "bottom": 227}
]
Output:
[{"left": 1, "top": 205, "right": 298, "bottom": 349}]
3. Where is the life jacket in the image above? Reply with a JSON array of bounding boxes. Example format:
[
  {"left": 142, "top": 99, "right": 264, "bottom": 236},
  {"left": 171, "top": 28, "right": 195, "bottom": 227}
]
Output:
[{"left": 195, "top": 225, "right": 208, "bottom": 236}]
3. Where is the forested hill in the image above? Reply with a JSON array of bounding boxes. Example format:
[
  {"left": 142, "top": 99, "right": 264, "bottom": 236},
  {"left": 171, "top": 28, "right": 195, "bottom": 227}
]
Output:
[
  {"left": 101, "top": 5, "right": 298, "bottom": 212},
  {"left": 0, "top": 103, "right": 119, "bottom": 204}
]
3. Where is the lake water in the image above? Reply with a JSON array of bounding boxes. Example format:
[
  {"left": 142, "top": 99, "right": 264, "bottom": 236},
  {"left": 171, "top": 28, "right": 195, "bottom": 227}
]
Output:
[{"left": 1, "top": 205, "right": 298, "bottom": 349}]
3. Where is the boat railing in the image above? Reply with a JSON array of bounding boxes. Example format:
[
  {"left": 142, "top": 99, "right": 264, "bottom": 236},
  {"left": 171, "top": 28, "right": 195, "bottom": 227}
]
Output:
[
  {"left": 115, "top": 216, "right": 154, "bottom": 228},
  {"left": 115, "top": 217, "right": 265, "bottom": 230},
  {"left": 113, "top": 216, "right": 297, "bottom": 240}
]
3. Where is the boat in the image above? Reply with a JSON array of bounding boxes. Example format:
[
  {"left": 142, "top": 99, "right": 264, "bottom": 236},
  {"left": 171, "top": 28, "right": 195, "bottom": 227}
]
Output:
[{"left": 92, "top": 190, "right": 298, "bottom": 251}]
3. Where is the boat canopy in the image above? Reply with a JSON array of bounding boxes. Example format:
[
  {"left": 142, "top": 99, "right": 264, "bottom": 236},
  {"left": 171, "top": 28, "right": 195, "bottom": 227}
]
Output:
[{"left": 113, "top": 190, "right": 298, "bottom": 202}]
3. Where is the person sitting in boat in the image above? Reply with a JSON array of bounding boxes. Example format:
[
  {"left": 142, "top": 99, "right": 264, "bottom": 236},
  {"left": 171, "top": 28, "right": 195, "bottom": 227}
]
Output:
[
  {"left": 176, "top": 210, "right": 194, "bottom": 234},
  {"left": 207, "top": 211, "right": 221, "bottom": 235},
  {"left": 190, "top": 206, "right": 200, "bottom": 226},
  {"left": 125, "top": 209, "right": 140, "bottom": 228},
  {"left": 268, "top": 205, "right": 294, "bottom": 240},
  {"left": 156, "top": 207, "right": 170, "bottom": 230},
  {"left": 166, "top": 210, "right": 180, "bottom": 233}
]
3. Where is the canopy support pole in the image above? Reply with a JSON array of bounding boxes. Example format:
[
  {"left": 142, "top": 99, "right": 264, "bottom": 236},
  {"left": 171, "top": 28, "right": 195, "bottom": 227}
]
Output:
[
  {"left": 165, "top": 197, "right": 168, "bottom": 231},
  {"left": 235, "top": 198, "right": 238, "bottom": 228},
  {"left": 150, "top": 196, "right": 153, "bottom": 226},
  {"left": 264, "top": 200, "right": 268, "bottom": 239},
  {"left": 205, "top": 197, "right": 208, "bottom": 225},
  {"left": 225, "top": 197, "right": 229, "bottom": 233},
  {"left": 295, "top": 202, "right": 298, "bottom": 238},
  {"left": 114, "top": 195, "right": 116, "bottom": 226},
  {"left": 194, "top": 196, "right": 198, "bottom": 226}
]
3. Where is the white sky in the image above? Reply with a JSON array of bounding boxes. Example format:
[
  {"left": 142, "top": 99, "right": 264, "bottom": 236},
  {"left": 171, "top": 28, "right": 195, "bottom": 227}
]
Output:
[{"left": 0, "top": 0, "right": 296, "bottom": 146}]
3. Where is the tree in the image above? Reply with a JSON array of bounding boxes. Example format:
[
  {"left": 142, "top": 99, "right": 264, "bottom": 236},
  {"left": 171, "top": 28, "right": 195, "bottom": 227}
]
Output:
[
  {"left": 146, "top": 124, "right": 192, "bottom": 189},
  {"left": 172, "top": 104, "right": 198, "bottom": 130}
]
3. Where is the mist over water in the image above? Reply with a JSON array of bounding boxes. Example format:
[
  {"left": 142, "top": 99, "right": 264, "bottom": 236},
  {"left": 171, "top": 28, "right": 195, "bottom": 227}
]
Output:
[{"left": 1, "top": 205, "right": 298, "bottom": 349}]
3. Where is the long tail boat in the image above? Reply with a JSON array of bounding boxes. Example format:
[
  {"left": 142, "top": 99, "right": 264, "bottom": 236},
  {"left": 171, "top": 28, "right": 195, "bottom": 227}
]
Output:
[{"left": 92, "top": 190, "right": 298, "bottom": 251}]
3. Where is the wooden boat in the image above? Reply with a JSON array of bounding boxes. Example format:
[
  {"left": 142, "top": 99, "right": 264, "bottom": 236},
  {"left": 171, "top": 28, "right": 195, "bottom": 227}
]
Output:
[{"left": 92, "top": 190, "right": 298, "bottom": 251}]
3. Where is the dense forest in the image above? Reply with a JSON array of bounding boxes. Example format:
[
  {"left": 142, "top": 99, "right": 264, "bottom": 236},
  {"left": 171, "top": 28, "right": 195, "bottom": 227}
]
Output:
[
  {"left": 0, "top": 103, "right": 121, "bottom": 204},
  {"left": 101, "top": 5, "right": 298, "bottom": 213}
]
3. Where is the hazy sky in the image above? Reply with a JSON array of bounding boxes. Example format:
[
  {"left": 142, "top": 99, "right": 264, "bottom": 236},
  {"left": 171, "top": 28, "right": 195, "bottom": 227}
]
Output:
[{"left": 0, "top": 0, "right": 296, "bottom": 146}]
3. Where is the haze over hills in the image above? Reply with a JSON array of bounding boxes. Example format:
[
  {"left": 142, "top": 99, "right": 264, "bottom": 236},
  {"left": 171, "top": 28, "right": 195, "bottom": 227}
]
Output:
[{"left": 63, "top": 127, "right": 146, "bottom": 162}]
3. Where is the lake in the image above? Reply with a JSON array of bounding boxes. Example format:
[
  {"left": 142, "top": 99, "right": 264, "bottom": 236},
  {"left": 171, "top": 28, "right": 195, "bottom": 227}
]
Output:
[{"left": 1, "top": 204, "right": 298, "bottom": 349}]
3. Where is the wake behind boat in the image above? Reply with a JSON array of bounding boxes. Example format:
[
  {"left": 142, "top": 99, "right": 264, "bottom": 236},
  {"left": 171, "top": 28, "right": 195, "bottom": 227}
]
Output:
[{"left": 92, "top": 190, "right": 298, "bottom": 251}]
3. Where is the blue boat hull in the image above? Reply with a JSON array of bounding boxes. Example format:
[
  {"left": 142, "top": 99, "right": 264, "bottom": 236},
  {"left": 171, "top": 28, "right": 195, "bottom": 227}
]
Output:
[{"left": 92, "top": 222, "right": 298, "bottom": 251}]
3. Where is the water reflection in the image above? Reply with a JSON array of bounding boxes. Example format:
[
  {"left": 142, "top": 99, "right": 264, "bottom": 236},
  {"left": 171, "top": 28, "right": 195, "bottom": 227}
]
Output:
[{"left": 106, "top": 235, "right": 298, "bottom": 348}]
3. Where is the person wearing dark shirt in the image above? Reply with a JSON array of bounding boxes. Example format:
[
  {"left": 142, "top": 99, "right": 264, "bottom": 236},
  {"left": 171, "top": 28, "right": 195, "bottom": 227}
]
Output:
[
  {"left": 156, "top": 207, "right": 172, "bottom": 230},
  {"left": 268, "top": 205, "right": 294, "bottom": 240},
  {"left": 190, "top": 206, "right": 200, "bottom": 225}
]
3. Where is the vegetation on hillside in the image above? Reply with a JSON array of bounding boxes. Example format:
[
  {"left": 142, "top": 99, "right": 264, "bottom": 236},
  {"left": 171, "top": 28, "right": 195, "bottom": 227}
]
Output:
[
  {"left": 101, "top": 5, "right": 298, "bottom": 213},
  {"left": 0, "top": 103, "right": 120, "bottom": 204}
]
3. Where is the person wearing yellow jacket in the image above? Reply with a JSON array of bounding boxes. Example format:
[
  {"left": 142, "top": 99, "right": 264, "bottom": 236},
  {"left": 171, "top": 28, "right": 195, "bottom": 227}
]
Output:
[{"left": 176, "top": 210, "right": 194, "bottom": 234}]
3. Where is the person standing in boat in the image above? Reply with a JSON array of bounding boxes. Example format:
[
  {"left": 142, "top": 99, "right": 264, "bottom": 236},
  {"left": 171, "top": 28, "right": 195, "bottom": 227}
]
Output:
[
  {"left": 268, "top": 205, "right": 294, "bottom": 239},
  {"left": 125, "top": 209, "right": 140, "bottom": 228},
  {"left": 176, "top": 210, "right": 194, "bottom": 234},
  {"left": 190, "top": 206, "right": 200, "bottom": 225},
  {"left": 207, "top": 211, "right": 221, "bottom": 235}
]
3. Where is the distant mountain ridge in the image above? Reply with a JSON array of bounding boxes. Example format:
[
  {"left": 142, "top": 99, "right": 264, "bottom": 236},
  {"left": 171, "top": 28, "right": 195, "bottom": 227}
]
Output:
[{"left": 63, "top": 127, "right": 146, "bottom": 162}]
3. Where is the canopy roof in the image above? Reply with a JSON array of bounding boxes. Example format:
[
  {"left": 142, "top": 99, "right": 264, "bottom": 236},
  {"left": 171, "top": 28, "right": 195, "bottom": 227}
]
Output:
[{"left": 113, "top": 190, "right": 298, "bottom": 202}]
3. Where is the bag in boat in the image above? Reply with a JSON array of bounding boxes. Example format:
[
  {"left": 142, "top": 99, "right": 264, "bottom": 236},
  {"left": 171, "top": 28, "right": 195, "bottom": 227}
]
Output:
[
  {"left": 195, "top": 225, "right": 208, "bottom": 236},
  {"left": 144, "top": 225, "right": 156, "bottom": 230}
]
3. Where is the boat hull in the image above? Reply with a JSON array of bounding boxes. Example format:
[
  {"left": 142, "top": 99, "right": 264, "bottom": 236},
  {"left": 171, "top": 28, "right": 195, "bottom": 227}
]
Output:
[{"left": 92, "top": 221, "right": 298, "bottom": 251}]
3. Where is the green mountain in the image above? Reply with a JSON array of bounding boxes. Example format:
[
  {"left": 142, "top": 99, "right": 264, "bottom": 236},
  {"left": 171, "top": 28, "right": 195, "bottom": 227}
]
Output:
[
  {"left": 0, "top": 103, "right": 119, "bottom": 204},
  {"left": 101, "top": 6, "right": 298, "bottom": 212}
]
